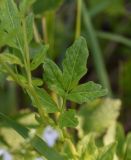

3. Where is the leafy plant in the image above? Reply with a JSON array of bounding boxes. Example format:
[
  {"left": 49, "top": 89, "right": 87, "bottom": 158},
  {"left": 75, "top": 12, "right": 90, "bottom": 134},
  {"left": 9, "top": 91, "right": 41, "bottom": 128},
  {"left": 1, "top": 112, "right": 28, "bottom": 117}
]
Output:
[{"left": 0, "top": 0, "right": 130, "bottom": 160}]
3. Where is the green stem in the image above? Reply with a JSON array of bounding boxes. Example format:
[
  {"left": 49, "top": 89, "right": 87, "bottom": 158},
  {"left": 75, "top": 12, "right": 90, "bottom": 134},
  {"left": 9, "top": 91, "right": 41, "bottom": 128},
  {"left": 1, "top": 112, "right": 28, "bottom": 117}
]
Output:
[
  {"left": 22, "top": 18, "right": 32, "bottom": 85},
  {"left": 61, "top": 95, "right": 67, "bottom": 113},
  {"left": 97, "top": 31, "right": 131, "bottom": 48},
  {"left": 75, "top": 0, "right": 82, "bottom": 39},
  {"left": 82, "top": 2, "right": 112, "bottom": 96},
  {"left": 45, "top": 11, "right": 55, "bottom": 58},
  {"left": 42, "top": 17, "right": 48, "bottom": 43},
  {"left": 22, "top": 18, "right": 55, "bottom": 126},
  {"left": 28, "top": 85, "right": 54, "bottom": 126},
  {"left": 65, "top": 139, "right": 78, "bottom": 160},
  {"left": 33, "top": 22, "right": 41, "bottom": 43}
]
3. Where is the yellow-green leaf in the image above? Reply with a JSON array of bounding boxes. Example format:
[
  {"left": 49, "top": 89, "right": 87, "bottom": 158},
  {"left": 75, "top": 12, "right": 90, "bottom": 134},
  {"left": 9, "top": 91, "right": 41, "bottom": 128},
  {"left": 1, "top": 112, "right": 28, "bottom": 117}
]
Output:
[
  {"left": 98, "top": 143, "right": 116, "bottom": 160},
  {"left": 0, "top": 53, "right": 23, "bottom": 67}
]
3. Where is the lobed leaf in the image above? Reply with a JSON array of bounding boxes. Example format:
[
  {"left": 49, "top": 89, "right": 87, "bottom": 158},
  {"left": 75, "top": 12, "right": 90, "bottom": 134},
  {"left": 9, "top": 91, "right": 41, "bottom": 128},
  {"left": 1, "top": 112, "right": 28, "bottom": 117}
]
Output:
[
  {"left": 62, "top": 37, "right": 89, "bottom": 91},
  {"left": 67, "top": 81, "right": 107, "bottom": 104},
  {"left": 43, "top": 37, "right": 107, "bottom": 105}
]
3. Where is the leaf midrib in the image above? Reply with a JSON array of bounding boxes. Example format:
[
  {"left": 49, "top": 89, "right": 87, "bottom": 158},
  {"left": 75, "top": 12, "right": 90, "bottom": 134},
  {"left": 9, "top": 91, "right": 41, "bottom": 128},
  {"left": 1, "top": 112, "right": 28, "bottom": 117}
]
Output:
[
  {"left": 68, "top": 90, "right": 105, "bottom": 97},
  {"left": 66, "top": 40, "right": 82, "bottom": 92}
]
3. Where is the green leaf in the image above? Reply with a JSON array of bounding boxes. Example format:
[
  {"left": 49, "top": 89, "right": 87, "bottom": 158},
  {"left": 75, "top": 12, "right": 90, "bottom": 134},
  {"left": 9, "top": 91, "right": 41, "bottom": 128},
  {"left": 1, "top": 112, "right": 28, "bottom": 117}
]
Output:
[
  {"left": 20, "top": 0, "right": 36, "bottom": 14},
  {"left": 0, "top": 30, "right": 17, "bottom": 48},
  {"left": 0, "top": 0, "right": 24, "bottom": 50},
  {"left": 77, "top": 135, "right": 98, "bottom": 160},
  {"left": 115, "top": 123, "right": 125, "bottom": 158},
  {"left": 8, "top": 75, "right": 43, "bottom": 86},
  {"left": 31, "top": 136, "right": 66, "bottom": 160},
  {"left": 44, "top": 58, "right": 65, "bottom": 95},
  {"left": 67, "top": 81, "right": 107, "bottom": 104},
  {"left": 63, "top": 139, "right": 77, "bottom": 159},
  {"left": 31, "top": 45, "right": 49, "bottom": 70},
  {"left": 124, "top": 133, "right": 131, "bottom": 160},
  {"left": 59, "top": 109, "right": 78, "bottom": 128},
  {"left": 7, "top": 74, "right": 43, "bottom": 87},
  {"left": 32, "top": 78, "right": 43, "bottom": 86},
  {"left": 0, "top": 53, "right": 23, "bottom": 67},
  {"left": 31, "top": 87, "right": 59, "bottom": 113},
  {"left": 98, "top": 143, "right": 116, "bottom": 160},
  {"left": 26, "top": 13, "right": 34, "bottom": 43},
  {"left": 62, "top": 37, "right": 89, "bottom": 91},
  {"left": 7, "top": 74, "right": 27, "bottom": 84},
  {"left": 33, "top": 0, "right": 63, "bottom": 14},
  {"left": 0, "top": 112, "right": 66, "bottom": 160}
]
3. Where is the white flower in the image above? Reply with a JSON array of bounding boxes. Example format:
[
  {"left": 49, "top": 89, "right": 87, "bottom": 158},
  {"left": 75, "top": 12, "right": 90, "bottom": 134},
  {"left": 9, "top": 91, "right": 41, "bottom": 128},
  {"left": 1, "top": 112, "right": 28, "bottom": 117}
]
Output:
[
  {"left": 42, "top": 126, "right": 59, "bottom": 147},
  {"left": 35, "top": 157, "right": 44, "bottom": 160},
  {"left": 0, "top": 149, "right": 12, "bottom": 160}
]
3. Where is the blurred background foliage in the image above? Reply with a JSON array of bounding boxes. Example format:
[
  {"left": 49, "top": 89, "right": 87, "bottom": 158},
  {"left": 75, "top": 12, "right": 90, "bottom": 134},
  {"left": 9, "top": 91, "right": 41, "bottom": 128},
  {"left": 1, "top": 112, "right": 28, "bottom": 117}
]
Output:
[{"left": 0, "top": 0, "right": 131, "bottom": 139}]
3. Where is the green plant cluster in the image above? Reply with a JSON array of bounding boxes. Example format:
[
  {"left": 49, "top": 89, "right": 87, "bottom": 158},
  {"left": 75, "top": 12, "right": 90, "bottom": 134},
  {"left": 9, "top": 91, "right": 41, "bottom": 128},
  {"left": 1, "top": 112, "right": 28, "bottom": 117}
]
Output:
[{"left": 0, "top": 0, "right": 130, "bottom": 160}]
